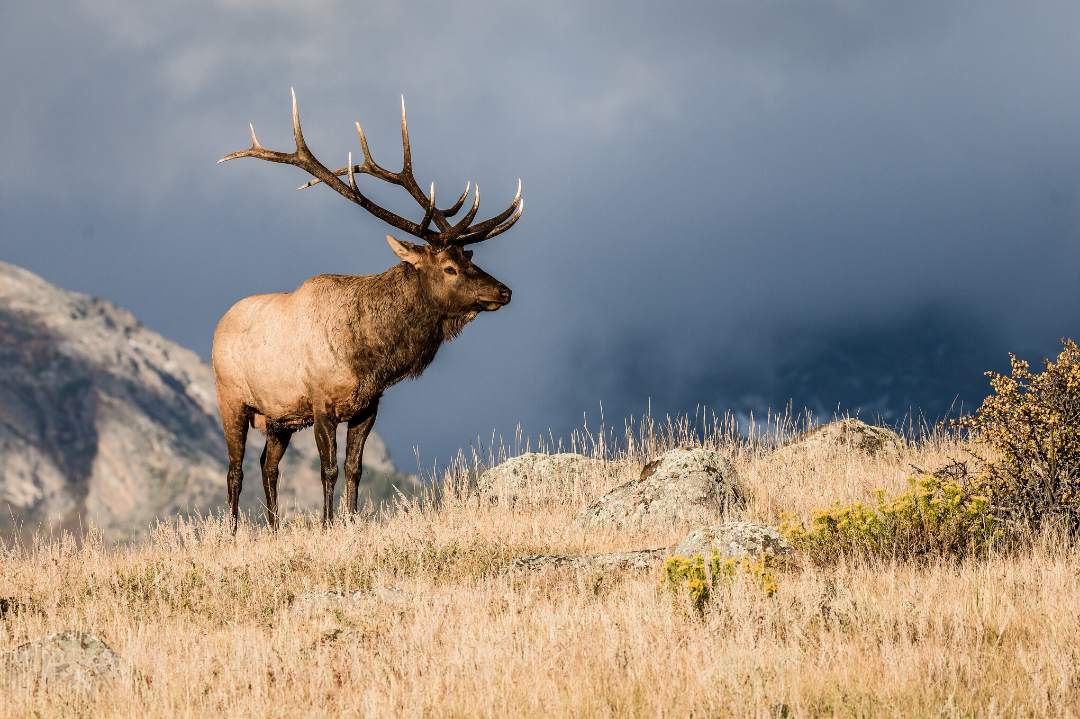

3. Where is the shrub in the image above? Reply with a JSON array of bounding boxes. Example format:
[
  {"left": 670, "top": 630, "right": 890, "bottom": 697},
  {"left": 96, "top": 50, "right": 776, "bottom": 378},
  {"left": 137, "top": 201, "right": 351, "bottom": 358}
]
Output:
[
  {"left": 955, "top": 338, "right": 1080, "bottom": 532},
  {"left": 661, "top": 550, "right": 779, "bottom": 615},
  {"left": 779, "top": 473, "right": 999, "bottom": 562}
]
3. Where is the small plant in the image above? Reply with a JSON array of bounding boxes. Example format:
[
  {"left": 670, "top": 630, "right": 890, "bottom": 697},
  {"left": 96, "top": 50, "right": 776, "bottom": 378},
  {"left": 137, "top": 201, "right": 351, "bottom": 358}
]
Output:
[
  {"left": 662, "top": 554, "right": 710, "bottom": 614},
  {"left": 779, "top": 473, "right": 999, "bottom": 561},
  {"left": 661, "top": 550, "right": 780, "bottom": 615},
  {"left": 955, "top": 339, "right": 1080, "bottom": 533}
]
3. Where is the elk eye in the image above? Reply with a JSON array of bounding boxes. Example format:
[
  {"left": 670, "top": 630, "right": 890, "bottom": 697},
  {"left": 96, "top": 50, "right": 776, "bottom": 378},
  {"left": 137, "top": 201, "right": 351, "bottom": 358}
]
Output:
[{"left": 443, "top": 267, "right": 458, "bottom": 276}]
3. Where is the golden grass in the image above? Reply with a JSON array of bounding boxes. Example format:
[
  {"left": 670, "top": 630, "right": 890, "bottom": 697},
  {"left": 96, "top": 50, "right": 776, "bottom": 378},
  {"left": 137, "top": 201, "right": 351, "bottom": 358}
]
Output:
[{"left": 3, "top": 416, "right": 1079, "bottom": 717}]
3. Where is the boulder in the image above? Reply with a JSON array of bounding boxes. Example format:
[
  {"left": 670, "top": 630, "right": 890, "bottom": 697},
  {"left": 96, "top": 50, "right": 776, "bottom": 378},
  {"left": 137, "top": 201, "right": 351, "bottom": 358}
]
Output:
[
  {"left": 477, "top": 452, "right": 611, "bottom": 505},
  {"left": 292, "top": 589, "right": 346, "bottom": 616},
  {"left": 2, "top": 631, "right": 121, "bottom": 692},
  {"left": 358, "top": 586, "right": 411, "bottom": 607},
  {"left": 671, "top": 523, "right": 794, "bottom": 562},
  {"left": 573, "top": 448, "right": 744, "bottom": 530},
  {"left": 503, "top": 548, "right": 668, "bottom": 574},
  {"left": 781, "top": 418, "right": 902, "bottom": 456}
]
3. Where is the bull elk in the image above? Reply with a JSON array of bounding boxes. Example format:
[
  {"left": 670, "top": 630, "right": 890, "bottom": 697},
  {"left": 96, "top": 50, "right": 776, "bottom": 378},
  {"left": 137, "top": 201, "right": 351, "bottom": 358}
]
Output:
[{"left": 213, "top": 90, "right": 522, "bottom": 530}]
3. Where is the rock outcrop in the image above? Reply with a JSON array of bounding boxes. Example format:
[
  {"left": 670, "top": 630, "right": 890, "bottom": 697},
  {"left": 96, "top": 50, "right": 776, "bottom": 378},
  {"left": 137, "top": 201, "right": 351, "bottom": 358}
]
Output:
[
  {"left": 670, "top": 523, "right": 794, "bottom": 562},
  {"left": 503, "top": 548, "right": 668, "bottom": 574},
  {"left": 573, "top": 448, "right": 744, "bottom": 530},
  {"left": 1, "top": 631, "right": 122, "bottom": 692},
  {"left": 0, "top": 261, "right": 412, "bottom": 541},
  {"left": 476, "top": 452, "right": 613, "bottom": 505},
  {"left": 503, "top": 523, "right": 792, "bottom": 574},
  {"left": 780, "top": 418, "right": 903, "bottom": 456}
]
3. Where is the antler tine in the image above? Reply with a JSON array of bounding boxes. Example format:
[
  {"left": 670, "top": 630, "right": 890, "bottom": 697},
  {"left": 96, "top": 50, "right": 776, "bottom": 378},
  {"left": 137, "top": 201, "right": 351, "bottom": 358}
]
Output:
[
  {"left": 441, "top": 183, "right": 471, "bottom": 218},
  {"left": 400, "top": 96, "right": 413, "bottom": 181},
  {"left": 418, "top": 183, "right": 436, "bottom": 235},
  {"left": 449, "top": 179, "right": 523, "bottom": 245},
  {"left": 440, "top": 185, "right": 481, "bottom": 242},
  {"left": 456, "top": 197, "right": 523, "bottom": 246},
  {"left": 291, "top": 88, "right": 308, "bottom": 153}
]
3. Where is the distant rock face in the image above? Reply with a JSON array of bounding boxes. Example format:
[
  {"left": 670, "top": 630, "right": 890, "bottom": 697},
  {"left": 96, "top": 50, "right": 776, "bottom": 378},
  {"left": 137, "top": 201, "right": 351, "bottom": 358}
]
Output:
[
  {"left": 1, "top": 631, "right": 121, "bottom": 692},
  {"left": 781, "top": 418, "right": 902, "bottom": 456},
  {"left": 0, "top": 261, "right": 406, "bottom": 541},
  {"left": 476, "top": 452, "right": 611, "bottom": 505},
  {"left": 671, "top": 523, "right": 794, "bottom": 562},
  {"left": 573, "top": 448, "right": 744, "bottom": 530}
]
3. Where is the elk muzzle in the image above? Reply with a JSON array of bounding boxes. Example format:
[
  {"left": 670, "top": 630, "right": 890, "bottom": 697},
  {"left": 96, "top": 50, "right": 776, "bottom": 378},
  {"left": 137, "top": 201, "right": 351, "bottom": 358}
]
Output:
[{"left": 481, "top": 283, "right": 511, "bottom": 310}]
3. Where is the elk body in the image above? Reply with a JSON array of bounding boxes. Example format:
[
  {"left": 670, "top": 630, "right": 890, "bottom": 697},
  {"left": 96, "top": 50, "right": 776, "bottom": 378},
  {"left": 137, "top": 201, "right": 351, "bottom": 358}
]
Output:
[{"left": 213, "top": 90, "right": 522, "bottom": 530}]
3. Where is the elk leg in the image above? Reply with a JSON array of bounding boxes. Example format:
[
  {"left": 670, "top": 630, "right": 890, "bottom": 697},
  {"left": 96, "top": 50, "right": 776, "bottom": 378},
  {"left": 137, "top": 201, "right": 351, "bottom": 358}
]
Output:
[
  {"left": 221, "top": 405, "right": 251, "bottom": 535},
  {"left": 344, "top": 397, "right": 381, "bottom": 515},
  {"left": 313, "top": 411, "right": 339, "bottom": 527},
  {"left": 260, "top": 428, "right": 293, "bottom": 530}
]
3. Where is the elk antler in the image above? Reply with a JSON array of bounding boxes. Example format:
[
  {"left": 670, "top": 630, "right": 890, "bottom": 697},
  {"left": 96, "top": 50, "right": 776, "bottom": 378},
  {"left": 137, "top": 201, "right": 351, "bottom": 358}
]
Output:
[{"left": 218, "top": 90, "right": 523, "bottom": 247}]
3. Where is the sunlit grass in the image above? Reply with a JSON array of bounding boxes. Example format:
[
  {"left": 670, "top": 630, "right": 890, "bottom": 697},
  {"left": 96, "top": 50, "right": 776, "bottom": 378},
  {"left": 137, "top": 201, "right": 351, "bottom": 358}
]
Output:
[{"left": 2, "top": 413, "right": 1077, "bottom": 717}]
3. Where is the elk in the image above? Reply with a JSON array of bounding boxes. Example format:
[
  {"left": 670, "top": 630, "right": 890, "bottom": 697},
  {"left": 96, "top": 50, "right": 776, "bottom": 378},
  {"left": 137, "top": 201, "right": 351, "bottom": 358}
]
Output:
[{"left": 213, "top": 90, "right": 522, "bottom": 531}]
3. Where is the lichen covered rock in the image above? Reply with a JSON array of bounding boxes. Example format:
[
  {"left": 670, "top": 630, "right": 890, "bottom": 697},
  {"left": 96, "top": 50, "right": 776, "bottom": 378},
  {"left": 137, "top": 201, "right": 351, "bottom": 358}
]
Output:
[
  {"left": 573, "top": 448, "right": 744, "bottom": 530},
  {"left": 671, "top": 522, "right": 794, "bottom": 561},
  {"left": 503, "top": 548, "right": 669, "bottom": 574},
  {"left": 2, "top": 631, "right": 122, "bottom": 692},
  {"left": 477, "top": 452, "right": 612, "bottom": 505},
  {"left": 781, "top": 418, "right": 902, "bottom": 456}
]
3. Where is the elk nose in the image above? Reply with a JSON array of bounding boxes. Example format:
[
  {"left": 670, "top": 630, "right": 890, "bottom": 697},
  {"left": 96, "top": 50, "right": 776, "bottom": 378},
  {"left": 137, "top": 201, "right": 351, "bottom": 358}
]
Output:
[{"left": 498, "top": 284, "right": 512, "bottom": 303}]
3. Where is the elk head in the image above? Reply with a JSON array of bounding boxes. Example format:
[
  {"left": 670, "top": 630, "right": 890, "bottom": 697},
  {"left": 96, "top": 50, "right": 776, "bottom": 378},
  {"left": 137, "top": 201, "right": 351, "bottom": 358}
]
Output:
[
  {"left": 387, "top": 237, "right": 511, "bottom": 319},
  {"left": 217, "top": 89, "right": 523, "bottom": 301}
]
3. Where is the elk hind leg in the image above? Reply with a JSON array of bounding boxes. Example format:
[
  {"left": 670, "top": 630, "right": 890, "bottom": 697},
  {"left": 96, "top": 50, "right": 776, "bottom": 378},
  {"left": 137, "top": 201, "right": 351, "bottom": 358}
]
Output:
[
  {"left": 260, "top": 428, "right": 293, "bottom": 530},
  {"left": 313, "top": 411, "right": 339, "bottom": 527},
  {"left": 221, "top": 405, "right": 251, "bottom": 535},
  {"left": 344, "top": 397, "right": 380, "bottom": 515}
]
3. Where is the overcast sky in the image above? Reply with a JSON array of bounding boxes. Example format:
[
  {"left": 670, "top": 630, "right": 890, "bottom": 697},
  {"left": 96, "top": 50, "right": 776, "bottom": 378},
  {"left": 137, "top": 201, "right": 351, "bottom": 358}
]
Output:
[{"left": 3, "top": 1, "right": 1079, "bottom": 472}]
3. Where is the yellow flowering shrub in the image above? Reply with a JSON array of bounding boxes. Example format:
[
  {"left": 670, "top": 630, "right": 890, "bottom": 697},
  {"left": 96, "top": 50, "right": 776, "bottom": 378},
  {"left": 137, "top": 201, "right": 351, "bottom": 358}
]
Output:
[
  {"left": 779, "top": 474, "right": 999, "bottom": 561},
  {"left": 955, "top": 338, "right": 1080, "bottom": 532},
  {"left": 661, "top": 549, "right": 780, "bottom": 615}
]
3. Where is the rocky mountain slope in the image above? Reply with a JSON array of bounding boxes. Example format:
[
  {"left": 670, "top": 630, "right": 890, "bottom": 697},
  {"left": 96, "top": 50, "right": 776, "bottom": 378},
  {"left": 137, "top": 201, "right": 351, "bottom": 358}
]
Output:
[{"left": 0, "top": 261, "right": 415, "bottom": 541}]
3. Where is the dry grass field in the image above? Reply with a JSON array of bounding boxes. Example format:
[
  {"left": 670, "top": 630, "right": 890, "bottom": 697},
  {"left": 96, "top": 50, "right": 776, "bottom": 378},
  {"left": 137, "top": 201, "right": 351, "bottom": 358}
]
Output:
[{"left": 3, "top": 415, "right": 1078, "bottom": 717}]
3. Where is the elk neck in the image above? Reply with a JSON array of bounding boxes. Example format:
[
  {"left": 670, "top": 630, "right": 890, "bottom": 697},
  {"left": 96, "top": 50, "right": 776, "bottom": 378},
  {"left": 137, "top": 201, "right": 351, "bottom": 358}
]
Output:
[{"left": 338, "top": 262, "right": 475, "bottom": 385}]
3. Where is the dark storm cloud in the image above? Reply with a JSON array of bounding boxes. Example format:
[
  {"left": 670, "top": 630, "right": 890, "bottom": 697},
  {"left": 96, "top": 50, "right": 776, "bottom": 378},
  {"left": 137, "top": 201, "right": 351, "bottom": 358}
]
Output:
[
  {"left": 2, "top": 1, "right": 1079, "bottom": 470},
  {"left": 558, "top": 305, "right": 1037, "bottom": 435}
]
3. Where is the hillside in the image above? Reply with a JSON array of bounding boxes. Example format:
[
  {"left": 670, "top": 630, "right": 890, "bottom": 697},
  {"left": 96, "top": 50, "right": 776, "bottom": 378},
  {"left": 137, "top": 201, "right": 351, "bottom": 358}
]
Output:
[{"left": 0, "top": 261, "right": 415, "bottom": 541}]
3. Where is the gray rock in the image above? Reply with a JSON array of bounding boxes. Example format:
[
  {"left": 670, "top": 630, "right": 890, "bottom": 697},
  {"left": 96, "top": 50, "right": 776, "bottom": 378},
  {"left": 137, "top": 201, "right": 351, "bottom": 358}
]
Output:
[
  {"left": 295, "top": 589, "right": 345, "bottom": 604},
  {"left": 368, "top": 586, "right": 411, "bottom": 606},
  {"left": 503, "top": 548, "right": 669, "bottom": 574},
  {"left": 671, "top": 523, "right": 794, "bottom": 562},
  {"left": 2, "top": 631, "right": 121, "bottom": 692},
  {"left": 573, "top": 448, "right": 744, "bottom": 530},
  {"left": 293, "top": 590, "right": 345, "bottom": 616},
  {"left": 477, "top": 452, "right": 610, "bottom": 504},
  {"left": 780, "top": 418, "right": 902, "bottom": 456}
]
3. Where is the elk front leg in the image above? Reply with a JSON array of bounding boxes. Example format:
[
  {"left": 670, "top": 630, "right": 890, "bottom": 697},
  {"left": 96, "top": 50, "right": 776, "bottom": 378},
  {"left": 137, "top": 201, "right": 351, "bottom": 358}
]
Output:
[
  {"left": 344, "top": 397, "right": 381, "bottom": 515},
  {"left": 221, "top": 404, "right": 251, "bottom": 535},
  {"left": 260, "top": 428, "right": 293, "bottom": 530},
  {"left": 313, "top": 411, "right": 339, "bottom": 527}
]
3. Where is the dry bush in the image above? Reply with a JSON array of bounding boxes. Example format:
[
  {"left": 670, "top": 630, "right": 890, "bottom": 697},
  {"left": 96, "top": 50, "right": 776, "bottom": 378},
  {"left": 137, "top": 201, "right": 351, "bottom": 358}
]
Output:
[
  {"left": 957, "top": 338, "right": 1080, "bottom": 533},
  {"left": 2, "top": 414, "right": 1079, "bottom": 717}
]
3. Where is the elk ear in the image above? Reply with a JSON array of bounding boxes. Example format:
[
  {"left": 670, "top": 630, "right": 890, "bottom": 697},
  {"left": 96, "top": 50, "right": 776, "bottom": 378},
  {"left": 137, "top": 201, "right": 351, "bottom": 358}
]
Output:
[
  {"left": 387, "top": 235, "right": 423, "bottom": 266},
  {"left": 463, "top": 250, "right": 474, "bottom": 260}
]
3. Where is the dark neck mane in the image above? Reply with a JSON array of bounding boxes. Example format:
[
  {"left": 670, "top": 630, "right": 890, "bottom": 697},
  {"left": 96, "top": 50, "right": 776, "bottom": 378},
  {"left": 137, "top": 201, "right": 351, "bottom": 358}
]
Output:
[{"left": 350, "top": 263, "right": 477, "bottom": 384}]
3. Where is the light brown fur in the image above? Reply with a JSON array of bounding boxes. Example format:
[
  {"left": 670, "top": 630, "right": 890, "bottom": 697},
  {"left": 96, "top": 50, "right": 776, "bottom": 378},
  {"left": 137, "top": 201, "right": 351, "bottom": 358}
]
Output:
[{"left": 213, "top": 240, "right": 510, "bottom": 529}]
